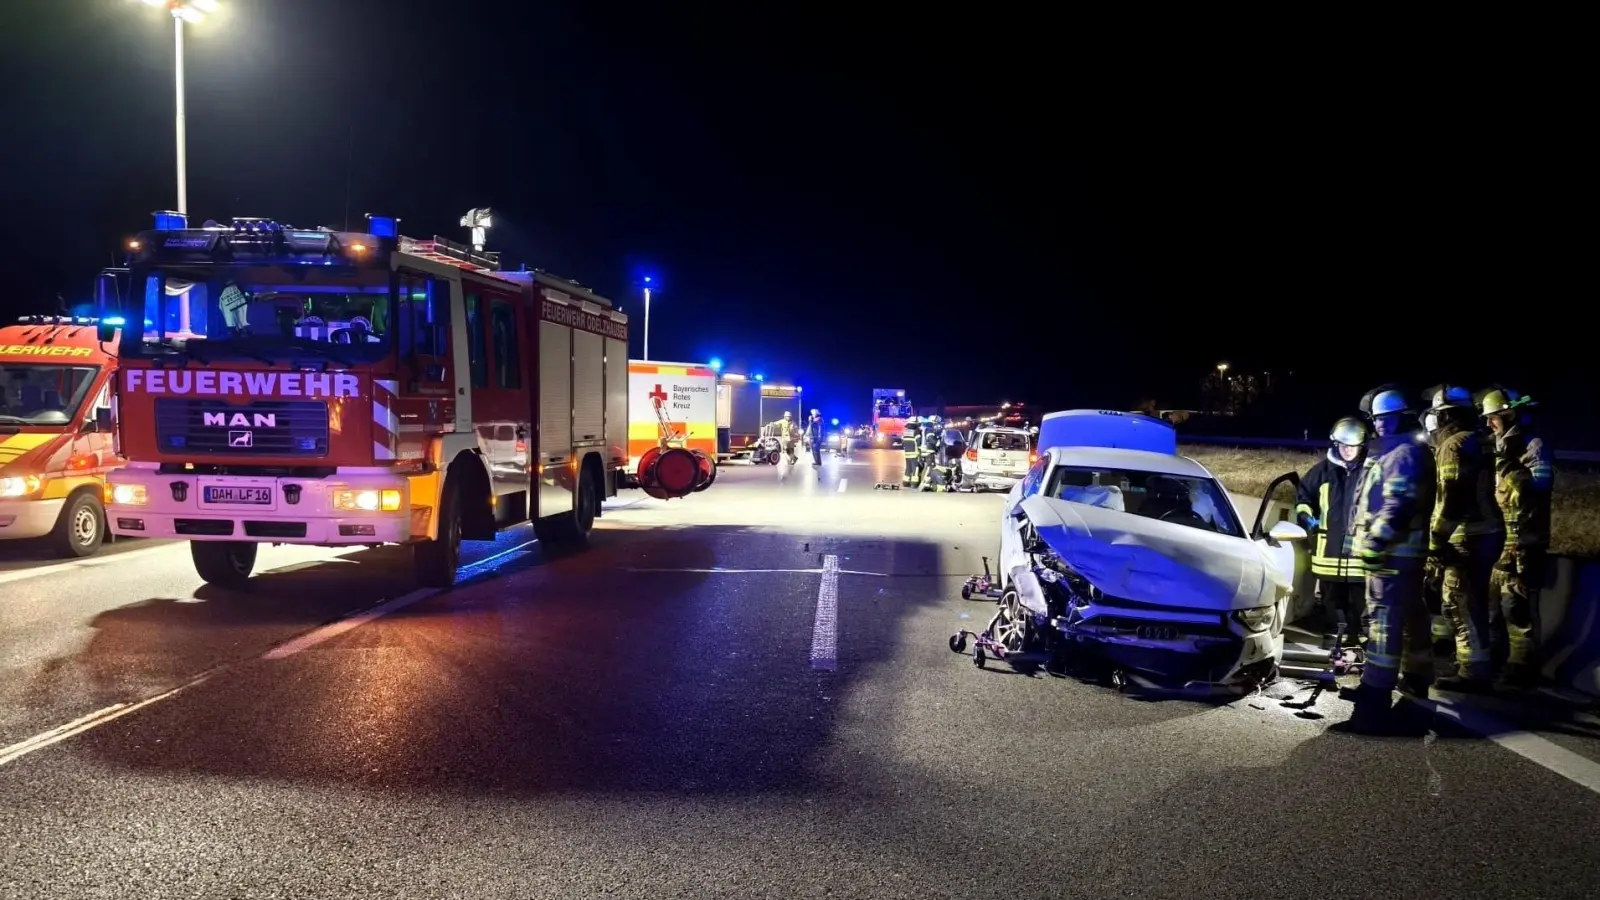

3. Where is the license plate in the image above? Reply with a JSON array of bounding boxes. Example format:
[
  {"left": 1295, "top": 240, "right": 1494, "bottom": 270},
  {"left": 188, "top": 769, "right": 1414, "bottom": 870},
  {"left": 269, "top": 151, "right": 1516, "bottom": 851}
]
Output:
[{"left": 203, "top": 486, "right": 272, "bottom": 505}]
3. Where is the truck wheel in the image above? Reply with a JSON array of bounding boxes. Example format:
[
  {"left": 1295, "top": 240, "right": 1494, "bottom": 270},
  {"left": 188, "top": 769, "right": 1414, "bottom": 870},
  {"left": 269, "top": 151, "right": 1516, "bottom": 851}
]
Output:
[
  {"left": 51, "top": 490, "right": 105, "bottom": 558},
  {"left": 535, "top": 465, "right": 595, "bottom": 547},
  {"left": 414, "top": 478, "right": 461, "bottom": 588},
  {"left": 191, "top": 541, "right": 257, "bottom": 588}
]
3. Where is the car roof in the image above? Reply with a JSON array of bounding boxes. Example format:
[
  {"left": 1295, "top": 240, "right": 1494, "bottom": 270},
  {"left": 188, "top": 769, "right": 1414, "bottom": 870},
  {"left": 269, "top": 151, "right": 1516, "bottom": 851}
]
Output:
[
  {"left": 975, "top": 425, "right": 1030, "bottom": 434},
  {"left": 1047, "top": 446, "right": 1214, "bottom": 479}
]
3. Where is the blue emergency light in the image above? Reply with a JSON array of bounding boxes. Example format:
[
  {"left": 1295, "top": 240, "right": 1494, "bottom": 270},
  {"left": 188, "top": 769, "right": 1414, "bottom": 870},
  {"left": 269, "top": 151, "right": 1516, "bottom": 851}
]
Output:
[
  {"left": 365, "top": 214, "right": 399, "bottom": 238},
  {"left": 153, "top": 211, "right": 188, "bottom": 230}
]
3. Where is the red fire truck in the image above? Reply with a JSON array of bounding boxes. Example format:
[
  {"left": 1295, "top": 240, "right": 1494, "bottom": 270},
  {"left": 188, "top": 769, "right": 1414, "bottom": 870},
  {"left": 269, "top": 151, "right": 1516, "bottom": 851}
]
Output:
[{"left": 101, "top": 212, "right": 705, "bottom": 587}]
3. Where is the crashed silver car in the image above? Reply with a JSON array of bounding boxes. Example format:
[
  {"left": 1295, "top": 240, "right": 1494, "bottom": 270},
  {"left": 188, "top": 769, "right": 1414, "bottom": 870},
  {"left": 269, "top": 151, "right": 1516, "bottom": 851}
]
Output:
[{"left": 995, "top": 411, "right": 1305, "bottom": 689}]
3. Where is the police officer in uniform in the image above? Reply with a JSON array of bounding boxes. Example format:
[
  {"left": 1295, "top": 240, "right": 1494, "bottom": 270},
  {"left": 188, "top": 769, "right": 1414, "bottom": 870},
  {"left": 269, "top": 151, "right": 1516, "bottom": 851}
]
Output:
[
  {"left": 1293, "top": 416, "right": 1371, "bottom": 647},
  {"left": 901, "top": 419, "right": 923, "bottom": 487},
  {"left": 1481, "top": 388, "right": 1554, "bottom": 688},
  {"left": 1420, "top": 385, "right": 1504, "bottom": 692},
  {"left": 1339, "top": 387, "right": 1437, "bottom": 733}
]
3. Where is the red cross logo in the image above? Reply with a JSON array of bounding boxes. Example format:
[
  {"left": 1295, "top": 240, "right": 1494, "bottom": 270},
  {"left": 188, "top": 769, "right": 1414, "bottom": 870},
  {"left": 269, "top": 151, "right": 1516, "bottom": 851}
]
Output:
[{"left": 649, "top": 384, "right": 668, "bottom": 408}]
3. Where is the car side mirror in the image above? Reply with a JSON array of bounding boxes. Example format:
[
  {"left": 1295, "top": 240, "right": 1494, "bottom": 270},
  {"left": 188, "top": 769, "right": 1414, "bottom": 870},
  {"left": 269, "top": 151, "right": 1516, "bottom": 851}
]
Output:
[
  {"left": 1267, "top": 520, "right": 1307, "bottom": 544},
  {"left": 92, "top": 407, "right": 113, "bottom": 433},
  {"left": 97, "top": 320, "right": 119, "bottom": 342}
]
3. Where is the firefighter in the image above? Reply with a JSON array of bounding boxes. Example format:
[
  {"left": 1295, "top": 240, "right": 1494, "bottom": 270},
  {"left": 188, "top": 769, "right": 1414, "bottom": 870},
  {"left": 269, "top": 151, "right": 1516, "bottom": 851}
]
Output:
[
  {"left": 901, "top": 419, "right": 923, "bottom": 487},
  {"left": 919, "top": 416, "right": 945, "bottom": 492},
  {"left": 1292, "top": 416, "right": 1371, "bottom": 647},
  {"left": 770, "top": 410, "right": 799, "bottom": 464},
  {"left": 1421, "top": 385, "right": 1504, "bottom": 692},
  {"left": 1481, "top": 388, "right": 1554, "bottom": 688},
  {"left": 804, "top": 409, "right": 825, "bottom": 473},
  {"left": 1338, "top": 387, "right": 1437, "bottom": 733}
]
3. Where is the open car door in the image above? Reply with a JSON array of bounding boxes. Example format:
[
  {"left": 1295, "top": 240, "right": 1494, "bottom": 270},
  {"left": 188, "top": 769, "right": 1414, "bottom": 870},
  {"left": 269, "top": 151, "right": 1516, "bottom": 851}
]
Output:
[{"left": 1249, "top": 471, "right": 1307, "bottom": 584}]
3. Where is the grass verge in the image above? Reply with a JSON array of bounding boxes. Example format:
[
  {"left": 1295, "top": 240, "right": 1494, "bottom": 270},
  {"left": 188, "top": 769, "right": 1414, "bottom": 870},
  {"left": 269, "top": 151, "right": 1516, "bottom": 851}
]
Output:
[{"left": 1180, "top": 444, "right": 1600, "bottom": 559}]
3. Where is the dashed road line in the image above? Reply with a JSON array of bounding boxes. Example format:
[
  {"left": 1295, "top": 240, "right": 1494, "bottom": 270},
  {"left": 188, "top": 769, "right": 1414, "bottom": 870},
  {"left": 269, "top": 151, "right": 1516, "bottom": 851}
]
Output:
[
  {"left": 0, "top": 537, "right": 541, "bottom": 767},
  {"left": 837, "top": 478, "right": 848, "bottom": 492}
]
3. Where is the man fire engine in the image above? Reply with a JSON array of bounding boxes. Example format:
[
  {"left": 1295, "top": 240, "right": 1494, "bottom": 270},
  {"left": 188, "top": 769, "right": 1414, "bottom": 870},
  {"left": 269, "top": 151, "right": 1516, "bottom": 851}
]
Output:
[
  {"left": 102, "top": 212, "right": 705, "bottom": 588},
  {"left": 0, "top": 316, "right": 122, "bottom": 556}
]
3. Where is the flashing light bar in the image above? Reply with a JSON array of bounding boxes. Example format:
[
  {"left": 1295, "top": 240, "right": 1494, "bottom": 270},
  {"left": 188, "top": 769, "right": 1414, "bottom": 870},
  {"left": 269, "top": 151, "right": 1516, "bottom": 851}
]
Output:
[
  {"left": 153, "top": 211, "right": 188, "bottom": 230},
  {"left": 720, "top": 373, "right": 747, "bottom": 381},
  {"left": 366, "top": 213, "right": 399, "bottom": 238},
  {"left": 16, "top": 315, "right": 108, "bottom": 326}
]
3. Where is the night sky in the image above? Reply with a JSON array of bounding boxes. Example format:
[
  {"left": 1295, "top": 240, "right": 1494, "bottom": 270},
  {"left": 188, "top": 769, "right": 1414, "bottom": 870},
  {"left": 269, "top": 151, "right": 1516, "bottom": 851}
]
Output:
[{"left": 2, "top": 3, "right": 1583, "bottom": 441}]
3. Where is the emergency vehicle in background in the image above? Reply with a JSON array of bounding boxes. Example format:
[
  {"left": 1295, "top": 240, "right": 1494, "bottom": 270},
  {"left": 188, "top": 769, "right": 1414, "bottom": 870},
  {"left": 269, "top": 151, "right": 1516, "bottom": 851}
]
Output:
[
  {"left": 101, "top": 211, "right": 708, "bottom": 588},
  {"left": 0, "top": 316, "right": 123, "bottom": 557},
  {"left": 871, "top": 388, "right": 912, "bottom": 446},
  {"left": 626, "top": 360, "right": 717, "bottom": 495}
]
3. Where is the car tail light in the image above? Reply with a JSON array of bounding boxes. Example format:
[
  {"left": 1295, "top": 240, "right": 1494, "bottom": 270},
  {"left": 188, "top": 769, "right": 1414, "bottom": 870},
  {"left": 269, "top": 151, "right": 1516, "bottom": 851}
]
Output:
[
  {"left": 1029, "top": 452, "right": 1038, "bottom": 464},
  {"left": 965, "top": 449, "right": 978, "bottom": 462}
]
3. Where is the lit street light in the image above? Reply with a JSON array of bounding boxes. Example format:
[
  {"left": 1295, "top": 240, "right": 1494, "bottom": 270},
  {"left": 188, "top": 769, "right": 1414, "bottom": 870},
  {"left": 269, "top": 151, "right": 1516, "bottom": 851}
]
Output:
[
  {"left": 129, "top": 0, "right": 220, "bottom": 215},
  {"left": 642, "top": 276, "right": 653, "bottom": 361}
]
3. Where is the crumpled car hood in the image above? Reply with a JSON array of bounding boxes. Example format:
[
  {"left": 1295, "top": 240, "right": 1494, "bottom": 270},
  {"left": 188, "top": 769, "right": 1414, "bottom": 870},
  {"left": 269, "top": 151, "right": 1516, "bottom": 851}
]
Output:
[{"left": 1020, "top": 494, "right": 1285, "bottom": 611}]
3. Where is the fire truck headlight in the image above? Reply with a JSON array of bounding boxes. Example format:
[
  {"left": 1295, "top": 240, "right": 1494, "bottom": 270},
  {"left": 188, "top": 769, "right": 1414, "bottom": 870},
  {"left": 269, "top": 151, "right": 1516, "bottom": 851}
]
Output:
[
  {"left": 1, "top": 475, "right": 43, "bottom": 499},
  {"left": 333, "top": 489, "right": 403, "bottom": 512},
  {"left": 109, "top": 483, "right": 147, "bottom": 506}
]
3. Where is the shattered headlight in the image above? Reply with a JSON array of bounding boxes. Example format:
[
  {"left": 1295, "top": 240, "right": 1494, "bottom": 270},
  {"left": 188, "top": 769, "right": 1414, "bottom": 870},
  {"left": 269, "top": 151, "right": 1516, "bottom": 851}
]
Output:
[{"left": 1232, "top": 605, "right": 1276, "bottom": 633}]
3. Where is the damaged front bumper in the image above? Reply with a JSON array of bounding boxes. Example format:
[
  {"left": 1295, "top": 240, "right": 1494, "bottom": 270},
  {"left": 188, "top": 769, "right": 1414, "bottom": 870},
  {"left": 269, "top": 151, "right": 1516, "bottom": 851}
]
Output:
[{"left": 1047, "top": 595, "right": 1280, "bottom": 690}]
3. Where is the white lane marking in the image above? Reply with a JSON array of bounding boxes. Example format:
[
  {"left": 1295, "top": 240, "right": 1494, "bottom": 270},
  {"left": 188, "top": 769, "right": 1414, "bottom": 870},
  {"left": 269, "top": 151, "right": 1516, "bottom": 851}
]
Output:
[
  {"left": 0, "top": 673, "right": 213, "bottom": 767},
  {"left": 810, "top": 554, "right": 840, "bottom": 671},
  {"left": 263, "top": 535, "right": 538, "bottom": 660},
  {"left": 0, "top": 542, "right": 174, "bottom": 587},
  {"left": 1421, "top": 697, "right": 1600, "bottom": 795},
  {"left": 262, "top": 588, "right": 437, "bottom": 660},
  {"left": 0, "top": 537, "right": 542, "bottom": 766},
  {"left": 837, "top": 478, "right": 848, "bottom": 493}
]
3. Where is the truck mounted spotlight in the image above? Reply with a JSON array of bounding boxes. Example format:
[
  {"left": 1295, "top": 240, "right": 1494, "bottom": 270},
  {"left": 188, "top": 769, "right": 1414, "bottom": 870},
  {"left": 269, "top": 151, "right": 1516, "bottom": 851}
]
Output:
[{"left": 460, "top": 208, "right": 493, "bottom": 252}]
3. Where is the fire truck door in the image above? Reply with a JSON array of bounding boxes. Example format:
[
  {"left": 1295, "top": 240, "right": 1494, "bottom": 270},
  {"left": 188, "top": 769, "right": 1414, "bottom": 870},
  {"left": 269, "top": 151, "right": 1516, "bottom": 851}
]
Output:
[
  {"left": 535, "top": 315, "right": 575, "bottom": 518},
  {"left": 395, "top": 271, "right": 456, "bottom": 437},
  {"left": 469, "top": 293, "right": 533, "bottom": 500}
]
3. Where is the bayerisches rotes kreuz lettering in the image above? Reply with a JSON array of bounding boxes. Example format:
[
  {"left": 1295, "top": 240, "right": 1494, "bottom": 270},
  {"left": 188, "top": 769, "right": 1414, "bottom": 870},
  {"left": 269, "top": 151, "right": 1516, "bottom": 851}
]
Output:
[
  {"left": 123, "top": 369, "right": 360, "bottom": 397},
  {"left": 541, "top": 299, "right": 627, "bottom": 341}
]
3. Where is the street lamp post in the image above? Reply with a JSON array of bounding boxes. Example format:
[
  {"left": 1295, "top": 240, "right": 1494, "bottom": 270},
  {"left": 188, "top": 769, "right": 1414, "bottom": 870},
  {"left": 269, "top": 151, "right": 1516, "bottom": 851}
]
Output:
[
  {"left": 131, "top": 0, "right": 219, "bottom": 216},
  {"left": 642, "top": 276, "right": 653, "bottom": 361}
]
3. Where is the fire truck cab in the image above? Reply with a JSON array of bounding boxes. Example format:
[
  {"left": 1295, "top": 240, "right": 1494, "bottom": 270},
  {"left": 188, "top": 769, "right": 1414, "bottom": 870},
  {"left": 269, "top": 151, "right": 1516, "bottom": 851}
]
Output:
[
  {"left": 0, "top": 317, "right": 122, "bottom": 557},
  {"left": 103, "top": 212, "right": 676, "bottom": 588}
]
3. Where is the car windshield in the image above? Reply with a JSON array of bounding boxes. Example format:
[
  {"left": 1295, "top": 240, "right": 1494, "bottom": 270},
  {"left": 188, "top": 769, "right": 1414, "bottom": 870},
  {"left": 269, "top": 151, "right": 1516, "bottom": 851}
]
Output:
[
  {"left": 125, "top": 265, "right": 392, "bottom": 363},
  {"left": 0, "top": 364, "right": 99, "bottom": 427},
  {"left": 1045, "top": 464, "right": 1244, "bottom": 538},
  {"left": 982, "top": 431, "right": 1029, "bottom": 451}
]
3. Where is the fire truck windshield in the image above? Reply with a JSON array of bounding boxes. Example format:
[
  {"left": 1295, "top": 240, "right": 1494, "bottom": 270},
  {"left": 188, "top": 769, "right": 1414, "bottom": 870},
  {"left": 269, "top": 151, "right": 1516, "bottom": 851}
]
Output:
[
  {"left": 874, "top": 398, "right": 910, "bottom": 419},
  {"left": 123, "top": 265, "right": 393, "bottom": 363},
  {"left": 0, "top": 364, "right": 99, "bottom": 427}
]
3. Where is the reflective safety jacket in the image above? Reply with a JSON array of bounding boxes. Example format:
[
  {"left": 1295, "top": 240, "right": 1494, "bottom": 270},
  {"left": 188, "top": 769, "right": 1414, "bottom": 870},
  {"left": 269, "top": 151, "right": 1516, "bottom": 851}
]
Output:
[
  {"left": 1353, "top": 430, "right": 1436, "bottom": 570},
  {"left": 901, "top": 429, "right": 921, "bottom": 455},
  {"left": 1294, "top": 450, "right": 1366, "bottom": 581},
  {"left": 1429, "top": 422, "right": 1504, "bottom": 551},
  {"left": 1494, "top": 426, "right": 1555, "bottom": 548}
]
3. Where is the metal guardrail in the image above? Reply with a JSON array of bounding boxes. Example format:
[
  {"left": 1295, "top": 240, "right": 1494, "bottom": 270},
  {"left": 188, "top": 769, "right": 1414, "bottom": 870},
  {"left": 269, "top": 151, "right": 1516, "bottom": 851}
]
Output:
[{"left": 1177, "top": 434, "right": 1600, "bottom": 464}]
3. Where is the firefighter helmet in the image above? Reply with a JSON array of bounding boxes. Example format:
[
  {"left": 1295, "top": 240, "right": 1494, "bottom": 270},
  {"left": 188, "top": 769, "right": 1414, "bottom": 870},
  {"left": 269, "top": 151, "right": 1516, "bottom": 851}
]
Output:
[
  {"left": 1481, "top": 388, "right": 1535, "bottom": 417},
  {"left": 1369, "top": 389, "right": 1411, "bottom": 417},
  {"left": 1424, "top": 384, "right": 1473, "bottom": 412},
  {"left": 1330, "top": 416, "right": 1368, "bottom": 447}
]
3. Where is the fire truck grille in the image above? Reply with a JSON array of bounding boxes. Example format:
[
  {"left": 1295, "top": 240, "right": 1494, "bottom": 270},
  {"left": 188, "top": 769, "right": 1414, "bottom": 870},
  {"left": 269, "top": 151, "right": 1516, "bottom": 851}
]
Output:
[{"left": 155, "top": 399, "right": 331, "bottom": 457}]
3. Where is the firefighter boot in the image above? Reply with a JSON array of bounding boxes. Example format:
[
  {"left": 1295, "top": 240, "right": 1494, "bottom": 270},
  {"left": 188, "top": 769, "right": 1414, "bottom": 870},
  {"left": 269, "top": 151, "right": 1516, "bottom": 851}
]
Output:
[
  {"left": 1397, "top": 672, "right": 1433, "bottom": 699},
  {"left": 1331, "top": 684, "right": 1395, "bottom": 735}
]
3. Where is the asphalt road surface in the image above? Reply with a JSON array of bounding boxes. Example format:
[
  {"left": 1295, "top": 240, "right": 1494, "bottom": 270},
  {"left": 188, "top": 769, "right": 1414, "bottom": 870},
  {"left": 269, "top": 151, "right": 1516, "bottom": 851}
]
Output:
[{"left": 3, "top": 449, "right": 1598, "bottom": 899}]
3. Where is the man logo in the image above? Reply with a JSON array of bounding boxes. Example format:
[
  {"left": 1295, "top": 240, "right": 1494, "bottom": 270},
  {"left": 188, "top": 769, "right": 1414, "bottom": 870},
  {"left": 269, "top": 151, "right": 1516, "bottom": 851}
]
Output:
[
  {"left": 204, "top": 412, "right": 277, "bottom": 428},
  {"left": 228, "top": 431, "right": 254, "bottom": 448}
]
